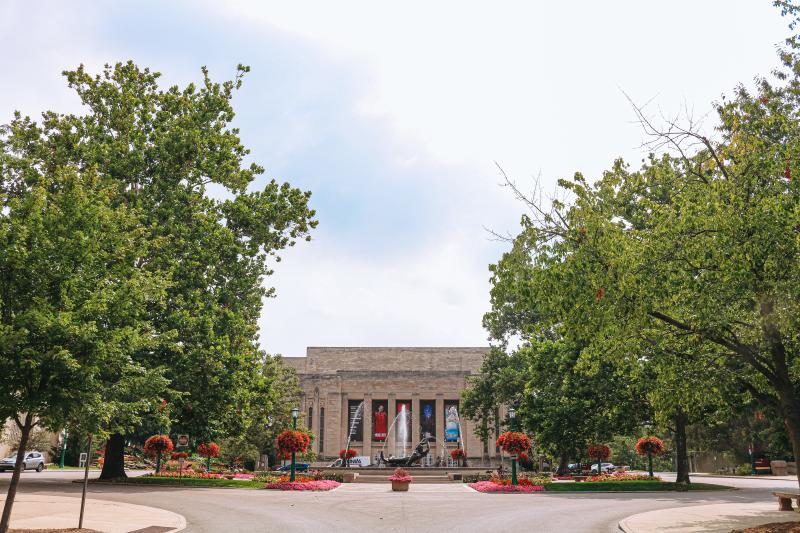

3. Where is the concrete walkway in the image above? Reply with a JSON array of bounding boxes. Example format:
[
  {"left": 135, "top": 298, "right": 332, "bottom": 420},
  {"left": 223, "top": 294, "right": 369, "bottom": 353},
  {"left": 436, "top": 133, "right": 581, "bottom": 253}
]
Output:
[
  {"left": 2, "top": 494, "right": 185, "bottom": 533},
  {"left": 619, "top": 502, "right": 800, "bottom": 533}
]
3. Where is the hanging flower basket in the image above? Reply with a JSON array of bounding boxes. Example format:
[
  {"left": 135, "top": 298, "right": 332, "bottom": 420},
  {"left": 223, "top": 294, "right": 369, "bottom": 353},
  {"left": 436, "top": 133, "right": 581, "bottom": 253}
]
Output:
[
  {"left": 450, "top": 448, "right": 466, "bottom": 466},
  {"left": 496, "top": 432, "right": 532, "bottom": 456},
  {"left": 144, "top": 435, "right": 174, "bottom": 473},
  {"left": 339, "top": 449, "right": 358, "bottom": 461},
  {"left": 636, "top": 436, "right": 665, "bottom": 478},
  {"left": 277, "top": 430, "right": 311, "bottom": 455}
]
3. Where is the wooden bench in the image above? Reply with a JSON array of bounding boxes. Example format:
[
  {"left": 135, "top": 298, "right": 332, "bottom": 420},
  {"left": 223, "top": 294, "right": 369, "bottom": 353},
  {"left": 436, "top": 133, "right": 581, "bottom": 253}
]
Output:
[{"left": 772, "top": 491, "right": 800, "bottom": 511}]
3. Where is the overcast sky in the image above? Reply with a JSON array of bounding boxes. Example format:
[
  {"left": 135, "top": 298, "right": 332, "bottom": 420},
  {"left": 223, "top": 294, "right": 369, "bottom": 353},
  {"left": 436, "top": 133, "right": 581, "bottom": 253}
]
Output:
[{"left": 1, "top": 1, "right": 790, "bottom": 356}]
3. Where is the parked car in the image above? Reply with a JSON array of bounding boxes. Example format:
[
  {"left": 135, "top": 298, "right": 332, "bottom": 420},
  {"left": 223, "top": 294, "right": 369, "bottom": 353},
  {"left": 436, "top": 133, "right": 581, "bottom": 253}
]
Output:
[
  {"left": 590, "top": 462, "right": 615, "bottom": 474},
  {"left": 0, "top": 451, "right": 46, "bottom": 472},
  {"left": 272, "top": 463, "right": 309, "bottom": 472}
]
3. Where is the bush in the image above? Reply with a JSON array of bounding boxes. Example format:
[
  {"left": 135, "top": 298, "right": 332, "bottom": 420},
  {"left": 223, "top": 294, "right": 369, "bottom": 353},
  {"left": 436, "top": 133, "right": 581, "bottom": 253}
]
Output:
[
  {"left": 311, "top": 470, "right": 344, "bottom": 483},
  {"left": 736, "top": 463, "right": 752, "bottom": 476},
  {"left": 462, "top": 473, "right": 492, "bottom": 483}
]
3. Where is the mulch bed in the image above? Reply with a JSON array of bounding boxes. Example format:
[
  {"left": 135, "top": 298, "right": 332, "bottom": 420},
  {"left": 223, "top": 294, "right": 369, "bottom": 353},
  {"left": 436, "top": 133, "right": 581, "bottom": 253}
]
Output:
[{"left": 731, "top": 522, "right": 800, "bottom": 533}]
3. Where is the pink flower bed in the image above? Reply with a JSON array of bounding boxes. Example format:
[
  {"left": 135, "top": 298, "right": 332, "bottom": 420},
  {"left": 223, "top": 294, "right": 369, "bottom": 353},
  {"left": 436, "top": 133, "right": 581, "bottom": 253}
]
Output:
[
  {"left": 264, "top": 480, "right": 341, "bottom": 491},
  {"left": 233, "top": 473, "right": 255, "bottom": 480},
  {"left": 468, "top": 481, "right": 545, "bottom": 493}
]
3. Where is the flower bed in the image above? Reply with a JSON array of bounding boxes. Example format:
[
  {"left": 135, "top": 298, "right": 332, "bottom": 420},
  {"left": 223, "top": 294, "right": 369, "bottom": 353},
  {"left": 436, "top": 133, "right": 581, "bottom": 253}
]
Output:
[
  {"left": 587, "top": 472, "right": 661, "bottom": 482},
  {"left": 264, "top": 479, "right": 340, "bottom": 491},
  {"left": 469, "top": 481, "right": 545, "bottom": 493}
]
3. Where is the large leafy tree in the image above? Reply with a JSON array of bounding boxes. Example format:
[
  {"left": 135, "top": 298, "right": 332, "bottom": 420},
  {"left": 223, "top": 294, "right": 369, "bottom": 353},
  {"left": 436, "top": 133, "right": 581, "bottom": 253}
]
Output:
[
  {"left": 0, "top": 167, "right": 167, "bottom": 532},
  {"left": 490, "top": 4, "right": 800, "bottom": 486},
  {"left": 1, "top": 61, "right": 318, "bottom": 479}
]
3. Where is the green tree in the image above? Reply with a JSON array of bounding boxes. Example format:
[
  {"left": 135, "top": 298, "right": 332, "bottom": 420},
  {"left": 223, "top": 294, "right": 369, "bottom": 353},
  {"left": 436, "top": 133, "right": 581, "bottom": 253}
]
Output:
[
  {"left": 0, "top": 167, "right": 167, "bottom": 532},
  {"left": 0, "top": 61, "right": 317, "bottom": 478},
  {"left": 489, "top": 4, "right": 800, "bottom": 486}
]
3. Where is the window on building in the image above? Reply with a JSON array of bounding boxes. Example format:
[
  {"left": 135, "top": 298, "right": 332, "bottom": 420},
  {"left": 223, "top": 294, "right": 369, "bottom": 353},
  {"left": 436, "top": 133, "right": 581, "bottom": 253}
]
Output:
[{"left": 319, "top": 407, "right": 325, "bottom": 457}]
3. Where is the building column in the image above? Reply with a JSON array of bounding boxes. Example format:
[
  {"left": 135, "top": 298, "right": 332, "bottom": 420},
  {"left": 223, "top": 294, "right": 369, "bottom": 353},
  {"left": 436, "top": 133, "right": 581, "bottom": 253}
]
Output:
[
  {"left": 312, "top": 390, "right": 320, "bottom": 454},
  {"left": 411, "top": 394, "right": 420, "bottom": 446},
  {"left": 327, "top": 392, "right": 342, "bottom": 458},
  {"left": 362, "top": 394, "right": 372, "bottom": 461},
  {"left": 435, "top": 394, "right": 445, "bottom": 463},
  {"left": 387, "top": 393, "right": 396, "bottom": 457},
  {"left": 341, "top": 392, "right": 349, "bottom": 454}
]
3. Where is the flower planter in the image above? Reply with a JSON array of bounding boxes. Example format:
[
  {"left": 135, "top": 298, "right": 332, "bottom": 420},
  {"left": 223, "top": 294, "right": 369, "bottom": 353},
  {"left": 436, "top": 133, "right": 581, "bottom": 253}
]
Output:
[{"left": 391, "top": 480, "right": 410, "bottom": 492}]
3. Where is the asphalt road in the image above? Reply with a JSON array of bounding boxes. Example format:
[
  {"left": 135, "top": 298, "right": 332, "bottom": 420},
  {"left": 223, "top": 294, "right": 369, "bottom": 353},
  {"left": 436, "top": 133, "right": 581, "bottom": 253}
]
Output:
[{"left": 1, "top": 471, "right": 797, "bottom": 533}]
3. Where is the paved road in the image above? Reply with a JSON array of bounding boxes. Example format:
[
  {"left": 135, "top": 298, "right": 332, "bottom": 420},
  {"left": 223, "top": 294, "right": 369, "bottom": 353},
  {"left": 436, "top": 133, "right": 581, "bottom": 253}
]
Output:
[{"left": 0, "top": 471, "right": 797, "bottom": 533}]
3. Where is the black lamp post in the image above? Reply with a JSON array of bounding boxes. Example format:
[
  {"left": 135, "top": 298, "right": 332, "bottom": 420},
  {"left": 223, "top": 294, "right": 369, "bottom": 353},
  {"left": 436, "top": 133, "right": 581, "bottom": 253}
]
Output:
[
  {"left": 290, "top": 407, "right": 299, "bottom": 482},
  {"left": 509, "top": 407, "right": 518, "bottom": 486}
]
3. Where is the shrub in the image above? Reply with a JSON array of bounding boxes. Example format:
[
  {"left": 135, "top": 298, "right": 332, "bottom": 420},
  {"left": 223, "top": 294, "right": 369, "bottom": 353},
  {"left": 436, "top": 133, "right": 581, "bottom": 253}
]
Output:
[
  {"left": 310, "top": 470, "right": 344, "bottom": 482},
  {"left": 524, "top": 474, "right": 552, "bottom": 486},
  {"left": 496, "top": 432, "right": 532, "bottom": 455},
  {"left": 462, "top": 473, "right": 492, "bottom": 483},
  {"left": 736, "top": 463, "right": 752, "bottom": 476},
  {"left": 388, "top": 467, "right": 413, "bottom": 482}
]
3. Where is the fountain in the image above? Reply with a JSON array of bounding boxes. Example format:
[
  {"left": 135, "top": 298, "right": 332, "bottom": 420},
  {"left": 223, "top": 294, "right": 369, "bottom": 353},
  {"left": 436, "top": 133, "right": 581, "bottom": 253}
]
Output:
[
  {"left": 396, "top": 404, "right": 410, "bottom": 457},
  {"left": 343, "top": 401, "right": 364, "bottom": 467}
]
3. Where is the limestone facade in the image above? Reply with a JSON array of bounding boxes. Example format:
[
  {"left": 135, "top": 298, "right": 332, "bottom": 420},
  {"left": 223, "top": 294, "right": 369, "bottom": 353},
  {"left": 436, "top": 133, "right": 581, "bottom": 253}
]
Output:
[{"left": 283, "top": 347, "right": 502, "bottom": 464}]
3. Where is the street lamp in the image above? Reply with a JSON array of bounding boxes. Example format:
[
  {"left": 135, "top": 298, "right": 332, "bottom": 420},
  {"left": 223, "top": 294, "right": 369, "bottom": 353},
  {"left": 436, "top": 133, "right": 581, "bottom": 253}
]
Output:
[
  {"left": 509, "top": 407, "right": 518, "bottom": 486},
  {"left": 290, "top": 407, "right": 299, "bottom": 482}
]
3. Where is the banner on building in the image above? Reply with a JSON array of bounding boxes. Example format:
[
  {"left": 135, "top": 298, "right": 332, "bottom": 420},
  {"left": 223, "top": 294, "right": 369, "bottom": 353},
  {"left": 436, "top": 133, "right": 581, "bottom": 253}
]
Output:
[
  {"left": 372, "top": 399, "right": 388, "bottom": 441},
  {"left": 347, "top": 399, "right": 364, "bottom": 442},
  {"left": 420, "top": 400, "right": 436, "bottom": 441},
  {"left": 444, "top": 400, "right": 460, "bottom": 442}
]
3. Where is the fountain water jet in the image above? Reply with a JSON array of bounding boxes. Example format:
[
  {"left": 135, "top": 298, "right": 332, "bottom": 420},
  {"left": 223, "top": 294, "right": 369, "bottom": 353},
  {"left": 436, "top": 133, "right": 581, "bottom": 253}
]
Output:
[{"left": 343, "top": 401, "right": 364, "bottom": 467}]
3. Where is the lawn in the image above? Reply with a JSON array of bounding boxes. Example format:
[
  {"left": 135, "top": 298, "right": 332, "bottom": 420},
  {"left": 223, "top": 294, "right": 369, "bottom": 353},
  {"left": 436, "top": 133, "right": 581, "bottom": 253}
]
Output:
[
  {"left": 93, "top": 476, "right": 265, "bottom": 489},
  {"left": 544, "top": 481, "right": 731, "bottom": 492}
]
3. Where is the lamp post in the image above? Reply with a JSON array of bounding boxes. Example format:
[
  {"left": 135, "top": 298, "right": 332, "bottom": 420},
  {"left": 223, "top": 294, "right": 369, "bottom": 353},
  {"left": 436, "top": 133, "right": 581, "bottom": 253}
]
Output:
[
  {"left": 59, "top": 428, "right": 68, "bottom": 469},
  {"left": 509, "top": 407, "right": 518, "bottom": 486},
  {"left": 290, "top": 407, "right": 299, "bottom": 482}
]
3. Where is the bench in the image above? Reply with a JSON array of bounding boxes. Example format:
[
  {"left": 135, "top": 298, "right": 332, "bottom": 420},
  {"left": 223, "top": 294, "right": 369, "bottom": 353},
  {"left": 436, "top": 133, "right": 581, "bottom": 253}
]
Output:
[{"left": 772, "top": 491, "right": 800, "bottom": 511}]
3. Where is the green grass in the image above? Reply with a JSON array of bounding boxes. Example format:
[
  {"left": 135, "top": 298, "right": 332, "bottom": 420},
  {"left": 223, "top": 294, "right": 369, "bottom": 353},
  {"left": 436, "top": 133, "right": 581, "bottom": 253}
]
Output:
[
  {"left": 92, "top": 476, "right": 265, "bottom": 489},
  {"left": 544, "top": 481, "right": 732, "bottom": 492}
]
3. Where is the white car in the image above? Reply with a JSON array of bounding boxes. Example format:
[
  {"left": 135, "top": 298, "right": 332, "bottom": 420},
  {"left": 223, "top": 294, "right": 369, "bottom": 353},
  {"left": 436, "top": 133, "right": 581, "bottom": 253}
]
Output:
[
  {"left": 0, "top": 451, "right": 46, "bottom": 472},
  {"left": 590, "top": 462, "right": 615, "bottom": 474}
]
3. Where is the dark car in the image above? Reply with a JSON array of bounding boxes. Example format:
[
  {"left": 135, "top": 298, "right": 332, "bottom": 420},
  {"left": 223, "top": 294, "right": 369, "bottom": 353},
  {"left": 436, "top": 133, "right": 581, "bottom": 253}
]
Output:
[{"left": 272, "top": 463, "right": 309, "bottom": 472}]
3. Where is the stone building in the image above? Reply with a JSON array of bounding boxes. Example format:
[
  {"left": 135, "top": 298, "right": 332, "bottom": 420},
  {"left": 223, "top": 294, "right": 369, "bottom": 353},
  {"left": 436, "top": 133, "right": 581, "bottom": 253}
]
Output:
[{"left": 283, "top": 347, "right": 504, "bottom": 465}]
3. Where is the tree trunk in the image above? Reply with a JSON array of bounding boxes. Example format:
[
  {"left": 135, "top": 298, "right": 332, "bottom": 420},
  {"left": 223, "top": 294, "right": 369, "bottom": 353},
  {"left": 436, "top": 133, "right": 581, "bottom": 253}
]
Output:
[
  {"left": 557, "top": 450, "right": 569, "bottom": 475},
  {"left": 774, "top": 382, "right": 800, "bottom": 489},
  {"left": 674, "top": 410, "right": 690, "bottom": 484},
  {"left": 99, "top": 433, "right": 127, "bottom": 480},
  {"left": 481, "top": 419, "right": 489, "bottom": 466},
  {"left": 0, "top": 415, "right": 33, "bottom": 533}
]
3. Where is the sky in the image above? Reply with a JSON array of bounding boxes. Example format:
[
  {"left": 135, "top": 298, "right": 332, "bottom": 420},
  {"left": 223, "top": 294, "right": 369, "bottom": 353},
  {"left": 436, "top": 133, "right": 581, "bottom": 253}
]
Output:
[{"left": 1, "top": 1, "right": 791, "bottom": 356}]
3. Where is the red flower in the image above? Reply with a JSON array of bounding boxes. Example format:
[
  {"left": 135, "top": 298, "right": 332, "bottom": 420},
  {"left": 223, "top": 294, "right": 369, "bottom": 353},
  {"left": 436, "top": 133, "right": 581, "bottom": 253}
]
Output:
[
  {"left": 587, "top": 444, "right": 611, "bottom": 461},
  {"left": 196, "top": 442, "right": 220, "bottom": 458},
  {"left": 636, "top": 436, "right": 665, "bottom": 456},
  {"left": 144, "top": 435, "right": 174, "bottom": 456},
  {"left": 518, "top": 452, "right": 530, "bottom": 463},
  {"left": 496, "top": 432, "right": 532, "bottom": 455},
  {"left": 171, "top": 451, "right": 188, "bottom": 460},
  {"left": 339, "top": 449, "right": 358, "bottom": 460},
  {"left": 277, "top": 430, "right": 310, "bottom": 454},
  {"left": 450, "top": 449, "right": 466, "bottom": 460}
]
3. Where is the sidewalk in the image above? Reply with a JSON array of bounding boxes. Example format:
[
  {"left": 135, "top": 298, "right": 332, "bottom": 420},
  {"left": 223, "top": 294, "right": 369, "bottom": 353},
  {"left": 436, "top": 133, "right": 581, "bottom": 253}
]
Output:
[
  {"left": 1, "top": 494, "right": 185, "bottom": 533},
  {"left": 619, "top": 502, "right": 800, "bottom": 533},
  {"left": 692, "top": 472, "right": 798, "bottom": 481}
]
